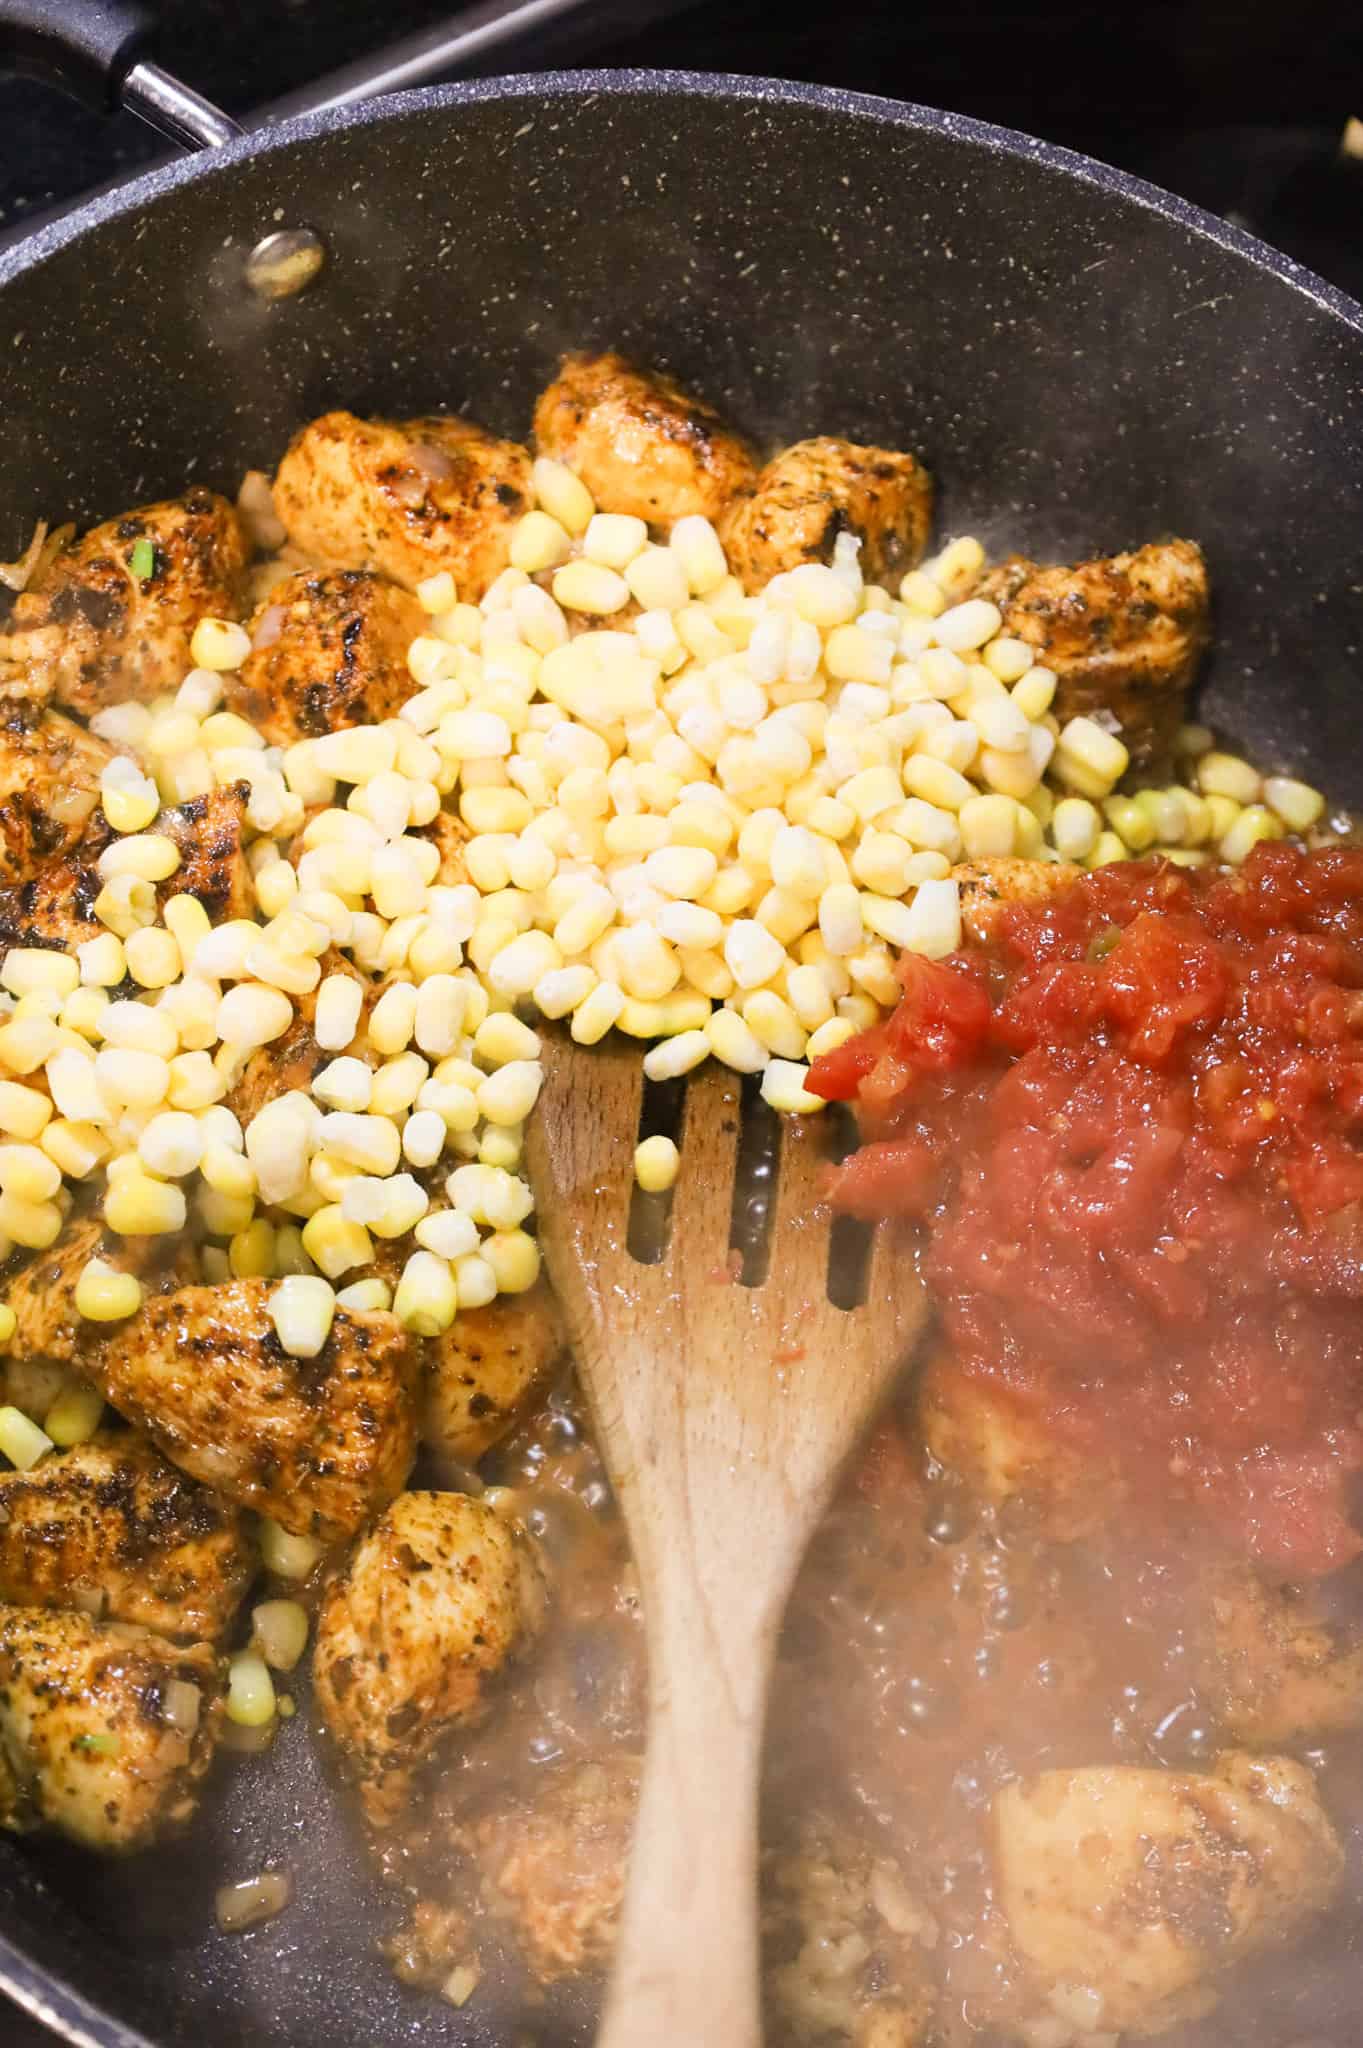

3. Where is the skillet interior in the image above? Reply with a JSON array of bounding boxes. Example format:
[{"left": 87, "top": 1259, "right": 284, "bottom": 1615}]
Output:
[{"left": 1, "top": 69, "right": 1362, "bottom": 2048}]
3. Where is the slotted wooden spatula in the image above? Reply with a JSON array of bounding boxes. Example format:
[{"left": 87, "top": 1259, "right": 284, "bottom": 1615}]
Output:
[{"left": 525, "top": 1032, "right": 927, "bottom": 2048}]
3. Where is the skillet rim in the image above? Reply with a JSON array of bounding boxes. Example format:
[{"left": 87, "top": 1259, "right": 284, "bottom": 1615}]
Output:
[
  {"left": 0, "top": 65, "right": 1361, "bottom": 339},
  {"left": 1, "top": 58, "right": 1362, "bottom": 2048}
]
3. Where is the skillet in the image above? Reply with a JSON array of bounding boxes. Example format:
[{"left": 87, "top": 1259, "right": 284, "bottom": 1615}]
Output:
[{"left": 1, "top": 5, "right": 1362, "bottom": 2042}]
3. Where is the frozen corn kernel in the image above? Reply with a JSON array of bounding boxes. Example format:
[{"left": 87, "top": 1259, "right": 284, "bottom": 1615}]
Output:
[
  {"left": 474, "top": 1012, "right": 542, "bottom": 1066},
  {"left": 483, "top": 1229, "right": 541, "bottom": 1294},
  {"left": 0, "top": 1407, "right": 52, "bottom": 1472},
  {"left": 103, "top": 1170, "right": 185, "bottom": 1236},
  {"left": 584, "top": 512, "right": 647, "bottom": 570},
  {"left": 229, "top": 1219, "right": 276, "bottom": 1278},
  {"left": 806, "top": 1016, "right": 857, "bottom": 1060},
  {"left": 318, "top": 1113, "right": 402, "bottom": 1176},
  {"left": 1221, "top": 804, "right": 1285, "bottom": 865},
  {"left": 760, "top": 1060, "right": 824, "bottom": 1114},
  {"left": 217, "top": 984, "right": 294, "bottom": 1048},
  {"left": 259, "top": 1520, "right": 322, "bottom": 1580},
  {"left": 641, "top": 1030, "right": 709, "bottom": 1082},
  {"left": 226, "top": 1649, "right": 276, "bottom": 1729},
  {"left": 334, "top": 1277, "right": 392, "bottom": 1313},
  {"left": 300, "top": 1206, "right": 373, "bottom": 1279},
  {"left": 570, "top": 980, "right": 625, "bottom": 1045},
  {"left": 394, "top": 1249, "right": 458, "bottom": 1335},
  {"left": 75, "top": 1257, "right": 143, "bottom": 1322},
  {"left": 123, "top": 928, "right": 180, "bottom": 990},
  {"left": 1103, "top": 796, "right": 1158, "bottom": 854},
  {"left": 1053, "top": 717, "right": 1130, "bottom": 798},
  {"left": 1263, "top": 776, "right": 1326, "bottom": 834},
  {"left": 0, "top": 1145, "right": 58, "bottom": 1206},
  {"left": 1, "top": 950, "right": 79, "bottom": 1000},
  {"left": 1197, "top": 751, "right": 1261, "bottom": 805},
  {"left": 1050, "top": 796, "right": 1102, "bottom": 862},
  {"left": 137, "top": 1110, "right": 203, "bottom": 1179},
  {"left": 552, "top": 560, "right": 631, "bottom": 616},
  {"left": 476, "top": 1060, "right": 541, "bottom": 1125},
  {"left": 898, "top": 878, "right": 962, "bottom": 959},
  {"left": 510, "top": 510, "right": 573, "bottom": 575},
  {"left": 1087, "top": 830, "right": 1128, "bottom": 869},
  {"left": 44, "top": 1383, "right": 105, "bottom": 1448},
  {"left": 531, "top": 456, "right": 595, "bottom": 535},
  {"left": 634, "top": 1134, "right": 680, "bottom": 1192},
  {"left": 269, "top": 1275, "right": 336, "bottom": 1359}
]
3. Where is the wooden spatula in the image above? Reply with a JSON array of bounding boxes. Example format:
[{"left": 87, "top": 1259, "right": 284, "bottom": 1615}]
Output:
[{"left": 525, "top": 1031, "right": 927, "bottom": 2048}]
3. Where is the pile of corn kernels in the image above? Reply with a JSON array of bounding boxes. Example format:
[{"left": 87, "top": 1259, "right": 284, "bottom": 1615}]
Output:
[{"left": 0, "top": 454, "right": 1329, "bottom": 1428}]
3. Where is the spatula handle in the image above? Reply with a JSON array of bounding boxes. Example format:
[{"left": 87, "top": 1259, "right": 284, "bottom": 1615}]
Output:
[{"left": 596, "top": 1586, "right": 772, "bottom": 2048}]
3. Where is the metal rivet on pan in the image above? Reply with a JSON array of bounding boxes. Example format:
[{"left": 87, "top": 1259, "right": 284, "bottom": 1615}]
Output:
[{"left": 244, "top": 228, "right": 327, "bottom": 301}]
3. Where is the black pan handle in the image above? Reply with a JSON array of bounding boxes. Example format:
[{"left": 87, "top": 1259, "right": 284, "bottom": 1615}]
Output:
[
  {"left": 0, "top": 0, "right": 152, "bottom": 109},
  {"left": 0, "top": 0, "right": 239, "bottom": 148}
]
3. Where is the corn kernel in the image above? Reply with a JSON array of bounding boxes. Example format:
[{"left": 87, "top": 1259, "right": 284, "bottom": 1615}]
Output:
[
  {"left": 531, "top": 456, "right": 595, "bottom": 535},
  {"left": 1221, "top": 804, "right": 1285, "bottom": 865},
  {"left": 269, "top": 1274, "right": 336, "bottom": 1359},
  {"left": 103, "top": 1170, "right": 185, "bottom": 1236},
  {"left": 393, "top": 1248, "right": 458, "bottom": 1335},
  {"left": 1263, "top": 776, "right": 1326, "bottom": 834},
  {"left": 44, "top": 1383, "right": 105, "bottom": 1447},
  {"left": 570, "top": 980, "right": 625, "bottom": 1044},
  {"left": 75, "top": 1257, "right": 142, "bottom": 1322},
  {"left": 300, "top": 1206, "right": 373, "bottom": 1279},
  {"left": 760, "top": 1060, "right": 825, "bottom": 1114},
  {"left": 634, "top": 1134, "right": 681, "bottom": 1192},
  {"left": 229, "top": 1218, "right": 277, "bottom": 1278},
  {"left": 0, "top": 1406, "right": 52, "bottom": 1471}
]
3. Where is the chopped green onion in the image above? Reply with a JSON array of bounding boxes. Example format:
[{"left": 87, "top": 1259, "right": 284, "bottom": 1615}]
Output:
[
  {"left": 75, "top": 1732, "right": 119, "bottom": 1756},
  {"left": 129, "top": 538, "right": 155, "bottom": 581}
]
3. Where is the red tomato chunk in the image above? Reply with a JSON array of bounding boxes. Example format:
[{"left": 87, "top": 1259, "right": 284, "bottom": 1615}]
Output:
[{"left": 811, "top": 846, "right": 1363, "bottom": 1573}]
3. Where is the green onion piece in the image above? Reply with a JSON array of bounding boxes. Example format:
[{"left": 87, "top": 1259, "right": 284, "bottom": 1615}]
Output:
[
  {"left": 129, "top": 538, "right": 155, "bottom": 581},
  {"left": 75, "top": 1732, "right": 119, "bottom": 1755}
]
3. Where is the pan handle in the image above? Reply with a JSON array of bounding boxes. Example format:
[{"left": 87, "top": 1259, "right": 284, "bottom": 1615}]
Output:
[{"left": 0, "top": 0, "right": 239, "bottom": 149}]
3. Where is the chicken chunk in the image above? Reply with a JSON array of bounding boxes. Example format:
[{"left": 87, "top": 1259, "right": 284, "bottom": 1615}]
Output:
[
  {"left": 0, "top": 703, "right": 113, "bottom": 885},
  {"left": 458, "top": 1755, "right": 638, "bottom": 1984},
  {"left": 0, "top": 490, "right": 248, "bottom": 716},
  {"left": 0, "top": 1604, "right": 221, "bottom": 1851},
  {"left": 952, "top": 856, "right": 1082, "bottom": 946},
  {"left": 4, "top": 1217, "right": 197, "bottom": 1391},
  {"left": 763, "top": 1820, "right": 939, "bottom": 2047},
  {"left": 917, "top": 1346, "right": 1108, "bottom": 1542},
  {"left": 420, "top": 1284, "right": 566, "bottom": 1466},
  {"left": 532, "top": 352, "right": 758, "bottom": 526},
  {"left": 977, "top": 539, "right": 1210, "bottom": 770},
  {"left": 94, "top": 1280, "right": 419, "bottom": 1543},
  {"left": 273, "top": 412, "right": 531, "bottom": 597},
  {"left": 225, "top": 569, "right": 426, "bottom": 747},
  {"left": 0, "top": 780, "right": 252, "bottom": 959},
  {"left": 1200, "top": 1569, "right": 1363, "bottom": 1746},
  {"left": 993, "top": 1752, "right": 1343, "bottom": 2037},
  {"left": 314, "top": 1490, "right": 547, "bottom": 1823},
  {"left": 0, "top": 1431, "right": 253, "bottom": 1641},
  {"left": 720, "top": 437, "right": 933, "bottom": 592}
]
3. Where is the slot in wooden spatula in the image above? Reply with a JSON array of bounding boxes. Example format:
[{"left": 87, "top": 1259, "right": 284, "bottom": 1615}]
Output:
[{"left": 525, "top": 1031, "right": 927, "bottom": 2048}]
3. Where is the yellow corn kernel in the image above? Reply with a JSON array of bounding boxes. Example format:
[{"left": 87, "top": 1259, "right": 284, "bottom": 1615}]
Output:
[
  {"left": 1263, "top": 776, "right": 1326, "bottom": 835},
  {"left": 634, "top": 1134, "right": 680, "bottom": 1192},
  {"left": 1103, "top": 796, "right": 1158, "bottom": 853},
  {"left": 93, "top": 874, "right": 157, "bottom": 937},
  {"left": 806, "top": 1016, "right": 858, "bottom": 1060},
  {"left": 1220, "top": 804, "right": 1285, "bottom": 865},
  {"left": 0, "top": 1082, "right": 51, "bottom": 1140},
  {"left": 482, "top": 1229, "right": 541, "bottom": 1295},
  {"left": 75, "top": 1257, "right": 143, "bottom": 1322},
  {"left": 393, "top": 1249, "right": 458, "bottom": 1335},
  {"left": 0, "top": 1191, "right": 62, "bottom": 1248},
  {"left": 269, "top": 1275, "right": 336, "bottom": 1359},
  {"left": 104, "top": 1170, "right": 186, "bottom": 1236},
  {"left": 0, "top": 1406, "right": 52, "bottom": 1471},
  {"left": 1087, "top": 830, "right": 1129, "bottom": 870},
  {"left": 1054, "top": 717, "right": 1130, "bottom": 798},
  {"left": 1, "top": 950, "right": 78, "bottom": 1000},
  {"left": 230, "top": 1218, "right": 277, "bottom": 1278},
  {"left": 530, "top": 456, "right": 595, "bottom": 534},
  {"left": 123, "top": 927, "right": 180, "bottom": 990},
  {"left": 300, "top": 1204, "right": 373, "bottom": 1279},
  {"left": 1197, "top": 751, "right": 1261, "bottom": 805},
  {"left": 41, "top": 1119, "right": 110, "bottom": 1179},
  {"left": 0, "top": 1143, "right": 59, "bottom": 1204},
  {"left": 44, "top": 1382, "right": 105, "bottom": 1447}
]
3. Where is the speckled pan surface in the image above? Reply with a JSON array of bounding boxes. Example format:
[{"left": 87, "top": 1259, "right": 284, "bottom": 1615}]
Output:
[{"left": 1, "top": 67, "right": 1362, "bottom": 2048}]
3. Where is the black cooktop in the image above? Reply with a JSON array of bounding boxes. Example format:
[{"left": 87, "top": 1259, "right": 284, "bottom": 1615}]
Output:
[{"left": 1, "top": 4, "right": 1360, "bottom": 2044}]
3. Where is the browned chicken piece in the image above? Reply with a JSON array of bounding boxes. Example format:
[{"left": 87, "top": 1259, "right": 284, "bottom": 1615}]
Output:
[
  {"left": 1200, "top": 1569, "right": 1363, "bottom": 1745},
  {"left": 314, "top": 1490, "right": 548, "bottom": 1824},
  {"left": 93, "top": 1280, "right": 419, "bottom": 1544},
  {"left": 993, "top": 1752, "right": 1343, "bottom": 2038},
  {"left": 420, "top": 1283, "right": 566, "bottom": 1466},
  {"left": 459, "top": 1755, "right": 639, "bottom": 1984},
  {"left": 977, "top": 539, "right": 1210, "bottom": 769},
  {"left": 0, "top": 780, "right": 252, "bottom": 960},
  {"left": 952, "top": 856, "right": 1081, "bottom": 946},
  {"left": 273, "top": 412, "right": 531, "bottom": 598},
  {"left": 4, "top": 1217, "right": 197, "bottom": 1387},
  {"left": 228, "top": 949, "right": 370, "bottom": 1129},
  {"left": 0, "top": 1431, "right": 253, "bottom": 1640},
  {"left": 763, "top": 1820, "right": 939, "bottom": 2048},
  {"left": 0, "top": 1604, "right": 222, "bottom": 1851},
  {"left": 917, "top": 1345, "right": 1110, "bottom": 1543},
  {"left": 0, "top": 703, "right": 113, "bottom": 885},
  {"left": 720, "top": 437, "right": 933, "bottom": 592},
  {"left": 0, "top": 490, "right": 248, "bottom": 716},
  {"left": 225, "top": 569, "right": 426, "bottom": 747},
  {"left": 532, "top": 352, "right": 758, "bottom": 526},
  {"left": 422, "top": 805, "right": 471, "bottom": 885}
]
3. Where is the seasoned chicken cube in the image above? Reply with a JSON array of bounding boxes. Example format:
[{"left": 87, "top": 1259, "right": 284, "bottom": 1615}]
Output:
[
  {"left": 917, "top": 1346, "right": 1107, "bottom": 1542},
  {"left": 314, "top": 1490, "right": 547, "bottom": 1824},
  {"left": 4, "top": 1217, "right": 197, "bottom": 1386},
  {"left": 952, "top": 856, "right": 1082, "bottom": 946},
  {"left": 0, "top": 1431, "right": 253, "bottom": 1641},
  {"left": 978, "top": 539, "right": 1210, "bottom": 769},
  {"left": 272, "top": 411, "right": 531, "bottom": 597},
  {"left": 0, "top": 1605, "right": 221, "bottom": 1851},
  {"left": 720, "top": 437, "right": 933, "bottom": 592},
  {"left": 225, "top": 569, "right": 425, "bottom": 747},
  {"left": 0, "top": 489, "right": 248, "bottom": 716},
  {"left": 1201, "top": 1569, "right": 1363, "bottom": 1746},
  {"left": 0, "top": 703, "right": 113, "bottom": 885},
  {"left": 532, "top": 352, "right": 758, "bottom": 526},
  {"left": 993, "top": 1752, "right": 1343, "bottom": 2037},
  {"left": 94, "top": 1280, "right": 419, "bottom": 1544},
  {"left": 458, "top": 1755, "right": 638, "bottom": 1984},
  {"left": 763, "top": 1820, "right": 939, "bottom": 2048},
  {"left": 0, "top": 780, "right": 252, "bottom": 959},
  {"left": 420, "top": 1283, "right": 566, "bottom": 1466}
]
